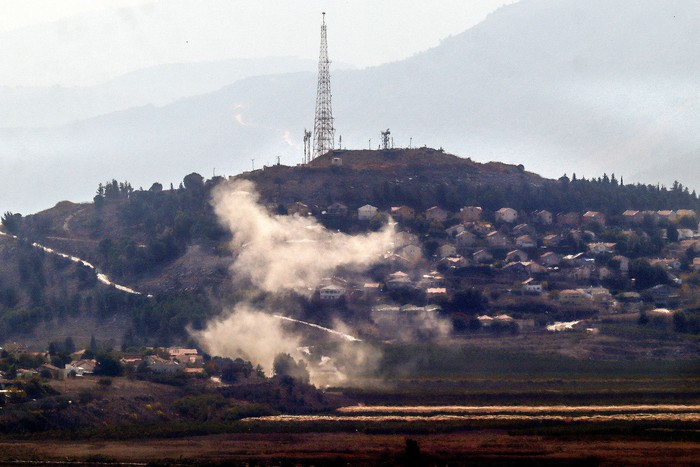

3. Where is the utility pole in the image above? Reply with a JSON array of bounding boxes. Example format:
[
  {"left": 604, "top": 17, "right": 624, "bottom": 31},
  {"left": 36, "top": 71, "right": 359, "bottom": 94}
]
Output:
[{"left": 311, "top": 12, "right": 335, "bottom": 160}]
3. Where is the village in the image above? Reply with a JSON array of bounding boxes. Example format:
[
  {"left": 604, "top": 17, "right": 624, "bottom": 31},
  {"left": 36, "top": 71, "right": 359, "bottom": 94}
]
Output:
[
  {"left": 1, "top": 200, "right": 700, "bottom": 388},
  {"left": 302, "top": 201, "right": 700, "bottom": 336}
]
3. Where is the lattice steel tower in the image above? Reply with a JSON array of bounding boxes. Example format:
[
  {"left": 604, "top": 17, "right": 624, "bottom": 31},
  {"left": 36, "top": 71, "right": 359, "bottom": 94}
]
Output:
[{"left": 312, "top": 12, "right": 335, "bottom": 160}]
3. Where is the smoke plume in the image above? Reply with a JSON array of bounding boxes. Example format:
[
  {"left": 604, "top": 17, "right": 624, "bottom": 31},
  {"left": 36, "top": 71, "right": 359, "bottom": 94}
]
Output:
[
  {"left": 211, "top": 179, "right": 395, "bottom": 294},
  {"left": 195, "top": 179, "right": 395, "bottom": 385}
]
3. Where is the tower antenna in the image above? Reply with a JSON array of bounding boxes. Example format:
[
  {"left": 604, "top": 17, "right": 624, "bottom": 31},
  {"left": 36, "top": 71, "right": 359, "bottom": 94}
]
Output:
[
  {"left": 311, "top": 12, "right": 335, "bottom": 160},
  {"left": 303, "top": 129, "right": 312, "bottom": 164}
]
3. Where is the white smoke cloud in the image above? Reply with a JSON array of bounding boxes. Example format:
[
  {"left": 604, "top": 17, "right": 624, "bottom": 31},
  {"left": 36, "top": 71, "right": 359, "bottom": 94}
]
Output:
[
  {"left": 211, "top": 179, "right": 395, "bottom": 294},
  {"left": 194, "top": 179, "right": 397, "bottom": 385},
  {"left": 194, "top": 304, "right": 302, "bottom": 376}
]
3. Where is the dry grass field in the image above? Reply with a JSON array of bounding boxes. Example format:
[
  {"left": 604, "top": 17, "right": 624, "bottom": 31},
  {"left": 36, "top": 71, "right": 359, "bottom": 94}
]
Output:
[{"left": 1, "top": 431, "right": 700, "bottom": 465}]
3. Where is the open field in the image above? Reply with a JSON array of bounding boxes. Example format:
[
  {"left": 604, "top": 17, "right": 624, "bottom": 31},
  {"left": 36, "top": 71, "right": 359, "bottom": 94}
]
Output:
[{"left": 2, "top": 430, "right": 700, "bottom": 465}]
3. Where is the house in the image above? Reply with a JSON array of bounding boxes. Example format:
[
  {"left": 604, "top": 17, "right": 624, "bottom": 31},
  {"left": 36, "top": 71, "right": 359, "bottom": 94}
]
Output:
[
  {"left": 588, "top": 242, "right": 616, "bottom": 254},
  {"left": 472, "top": 249, "right": 493, "bottom": 263},
  {"left": 477, "top": 315, "right": 494, "bottom": 327},
  {"left": 391, "top": 205, "right": 415, "bottom": 221},
  {"left": 657, "top": 210, "right": 678, "bottom": 222},
  {"left": 521, "top": 278, "right": 543, "bottom": 295},
  {"left": 557, "top": 212, "right": 581, "bottom": 226},
  {"left": 539, "top": 251, "right": 561, "bottom": 267},
  {"left": 486, "top": 231, "right": 510, "bottom": 248},
  {"left": 584, "top": 286, "right": 614, "bottom": 305},
  {"left": 146, "top": 356, "right": 181, "bottom": 374},
  {"left": 562, "top": 252, "right": 588, "bottom": 268},
  {"left": 65, "top": 359, "right": 97, "bottom": 377},
  {"left": 386, "top": 271, "right": 413, "bottom": 289},
  {"left": 557, "top": 289, "right": 590, "bottom": 306},
  {"left": 326, "top": 202, "right": 348, "bottom": 216},
  {"left": 512, "top": 224, "right": 535, "bottom": 236},
  {"left": 583, "top": 211, "right": 606, "bottom": 226},
  {"left": 455, "top": 230, "right": 477, "bottom": 247},
  {"left": 169, "top": 348, "right": 203, "bottom": 367},
  {"left": 506, "top": 249, "right": 529, "bottom": 263},
  {"left": 398, "top": 244, "right": 423, "bottom": 262},
  {"left": 420, "top": 271, "right": 445, "bottom": 288},
  {"left": 622, "top": 210, "right": 644, "bottom": 224},
  {"left": 521, "top": 261, "right": 547, "bottom": 276},
  {"left": 357, "top": 204, "right": 378, "bottom": 221},
  {"left": 445, "top": 224, "right": 466, "bottom": 237},
  {"left": 439, "top": 255, "right": 468, "bottom": 269},
  {"left": 363, "top": 282, "right": 382, "bottom": 297},
  {"left": 515, "top": 235, "right": 536, "bottom": 249},
  {"left": 495, "top": 207, "right": 518, "bottom": 223},
  {"left": 425, "top": 206, "right": 449, "bottom": 223},
  {"left": 677, "top": 209, "right": 697, "bottom": 220},
  {"left": 287, "top": 202, "right": 311, "bottom": 216},
  {"left": 535, "top": 210, "right": 553, "bottom": 225},
  {"left": 426, "top": 288, "right": 447, "bottom": 299},
  {"left": 542, "top": 234, "right": 562, "bottom": 247},
  {"left": 320, "top": 285, "right": 346, "bottom": 301},
  {"left": 471, "top": 222, "right": 494, "bottom": 235},
  {"left": 438, "top": 244, "right": 457, "bottom": 258},
  {"left": 460, "top": 206, "right": 483, "bottom": 222},
  {"left": 394, "top": 231, "right": 420, "bottom": 248},
  {"left": 677, "top": 228, "right": 695, "bottom": 241}
]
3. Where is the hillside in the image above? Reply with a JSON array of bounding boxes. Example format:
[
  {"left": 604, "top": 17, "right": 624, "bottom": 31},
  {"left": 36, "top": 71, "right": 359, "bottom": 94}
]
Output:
[{"left": 1, "top": 147, "right": 699, "bottom": 351}]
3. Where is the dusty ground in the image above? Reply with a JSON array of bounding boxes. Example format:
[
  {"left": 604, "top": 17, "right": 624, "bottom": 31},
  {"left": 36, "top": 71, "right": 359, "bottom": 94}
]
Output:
[{"left": 1, "top": 431, "right": 700, "bottom": 465}]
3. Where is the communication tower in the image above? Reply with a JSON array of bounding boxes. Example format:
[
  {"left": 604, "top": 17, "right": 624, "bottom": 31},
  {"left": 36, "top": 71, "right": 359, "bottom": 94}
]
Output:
[
  {"left": 303, "top": 129, "right": 312, "bottom": 164},
  {"left": 312, "top": 12, "right": 335, "bottom": 160}
]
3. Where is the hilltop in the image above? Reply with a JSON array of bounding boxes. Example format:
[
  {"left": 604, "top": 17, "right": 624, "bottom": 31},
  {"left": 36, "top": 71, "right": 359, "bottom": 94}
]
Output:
[{"left": 242, "top": 148, "right": 545, "bottom": 212}]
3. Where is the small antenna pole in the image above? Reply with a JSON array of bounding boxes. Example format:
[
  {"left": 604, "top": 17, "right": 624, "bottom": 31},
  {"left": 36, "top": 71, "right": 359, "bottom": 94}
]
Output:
[{"left": 251, "top": 158, "right": 255, "bottom": 171}]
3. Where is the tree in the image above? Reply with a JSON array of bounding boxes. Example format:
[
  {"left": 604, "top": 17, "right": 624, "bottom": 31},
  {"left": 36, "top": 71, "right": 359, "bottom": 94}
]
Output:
[
  {"left": 183, "top": 172, "right": 204, "bottom": 192},
  {"left": 95, "top": 352, "right": 123, "bottom": 377},
  {"left": 273, "top": 353, "right": 310, "bottom": 384},
  {"left": 1, "top": 212, "right": 22, "bottom": 234}
]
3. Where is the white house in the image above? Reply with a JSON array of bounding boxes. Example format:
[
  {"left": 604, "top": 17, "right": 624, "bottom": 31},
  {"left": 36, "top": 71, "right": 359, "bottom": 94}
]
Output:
[
  {"left": 358, "top": 204, "right": 378, "bottom": 221},
  {"left": 495, "top": 207, "right": 518, "bottom": 223},
  {"left": 425, "top": 206, "right": 449, "bottom": 223},
  {"left": 521, "top": 278, "right": 543, "bottom": 295}
]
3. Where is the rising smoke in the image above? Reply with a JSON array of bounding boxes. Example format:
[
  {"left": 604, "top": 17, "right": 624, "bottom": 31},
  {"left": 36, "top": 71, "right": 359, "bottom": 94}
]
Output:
[
  {"left": 211, "top": 179, "right": 395, "bottom": 294},
  {"left": 194, "top": 179, "right": 394, "bottom": 384}
]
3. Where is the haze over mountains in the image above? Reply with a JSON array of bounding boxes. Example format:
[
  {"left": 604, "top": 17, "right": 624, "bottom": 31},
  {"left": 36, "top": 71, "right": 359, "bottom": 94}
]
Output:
[{"left": 1, "top": 0, "right": 699, "bottom": 214}]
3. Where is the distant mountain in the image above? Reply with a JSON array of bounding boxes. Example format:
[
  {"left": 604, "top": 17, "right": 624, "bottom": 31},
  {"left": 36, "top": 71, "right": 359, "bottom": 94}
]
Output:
[
  {"left": 0, "top": 57, "right": 316, "bottom": 128},
  {"left": 2, "top": 0, "right": 699, "bottom": 214}
]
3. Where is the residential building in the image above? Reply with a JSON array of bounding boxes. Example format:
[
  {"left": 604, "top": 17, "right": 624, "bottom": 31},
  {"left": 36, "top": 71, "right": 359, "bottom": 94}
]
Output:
[
  {"left": 391, "top": 205, "right": 415, "bottom": 221},
  {"left": 495, "top": 207, "right": 518, "bottom": 223},
  {"left": 425, "top": 206, "right": 449, "bottom": 223},
  {"left": 357, "top": 204, "right": 378, "bottom": 221},
  {"left": 459, "top": 206, "right": 483, "bottom": 222}
]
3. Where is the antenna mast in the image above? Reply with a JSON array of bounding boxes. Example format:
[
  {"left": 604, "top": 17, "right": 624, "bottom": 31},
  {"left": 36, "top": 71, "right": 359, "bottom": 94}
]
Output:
[
  {"left": 303, "top": 129, "right": 312, "bottom": 164},
  {"left": 312, "top": 12, "right": 335, "bottom": 160}
]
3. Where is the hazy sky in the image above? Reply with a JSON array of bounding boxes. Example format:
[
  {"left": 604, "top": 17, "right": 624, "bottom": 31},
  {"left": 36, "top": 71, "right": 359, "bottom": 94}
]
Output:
[{"left": 0, "top": 0, "right": 517, "bottom": 86}]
